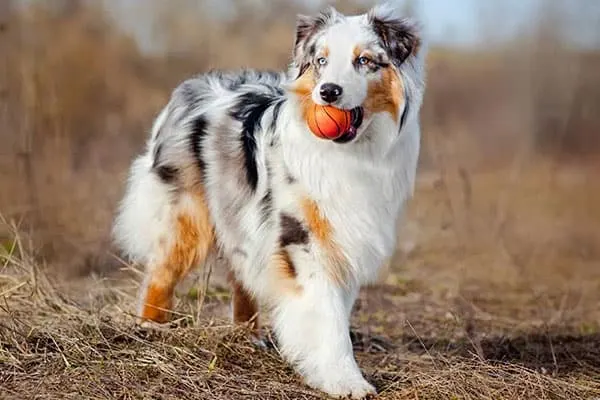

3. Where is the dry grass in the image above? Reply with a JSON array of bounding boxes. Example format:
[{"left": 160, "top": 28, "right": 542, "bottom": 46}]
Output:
[
  {"left": 2, "top": 161, "right": 600, "bottom": 399},
  {"left": 1, "top": 247, "right": 599, "bottom": 400},
  {"left": 1, "top": 1, "right": 600, "bottom": 399}
]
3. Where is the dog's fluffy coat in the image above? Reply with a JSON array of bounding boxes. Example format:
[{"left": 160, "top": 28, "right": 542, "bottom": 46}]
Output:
[{"left": 113, "top": 3, "right": 425, "bottom": 398}]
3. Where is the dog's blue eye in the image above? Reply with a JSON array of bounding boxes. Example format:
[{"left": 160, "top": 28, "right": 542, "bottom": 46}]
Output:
[
  {"left": 358, "top": 56, "right": 370, "bottom": 66},
  {"left": 317, "top": 57, "right": 327, "bottom": 66}
]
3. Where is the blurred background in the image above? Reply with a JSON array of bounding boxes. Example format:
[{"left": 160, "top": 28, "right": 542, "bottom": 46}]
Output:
[{"left": 0, "top": 0, "right": 599, "bottom": 329}]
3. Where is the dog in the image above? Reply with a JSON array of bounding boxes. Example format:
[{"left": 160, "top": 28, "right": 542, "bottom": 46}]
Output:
[{"left": 113, "top": 3, "right": 425, "bottom": 398}]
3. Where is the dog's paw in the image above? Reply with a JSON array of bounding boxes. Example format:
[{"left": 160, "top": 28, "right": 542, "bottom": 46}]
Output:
[
  {"left": 137, "top": 319, "right": 169, "bottom": 329},
  {"left": 328, "top": 379, "right": 376, "bottom": 399},
  {"left": 308, "top": 375, "right": 376, "bottom": 399}
]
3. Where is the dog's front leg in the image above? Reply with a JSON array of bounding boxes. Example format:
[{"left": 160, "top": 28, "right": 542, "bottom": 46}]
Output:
[{"left": 272, "top": 274, "right": 375, "bottom": 399}]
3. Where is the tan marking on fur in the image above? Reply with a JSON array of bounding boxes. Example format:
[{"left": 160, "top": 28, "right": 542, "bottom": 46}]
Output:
[
  {"left": 270, "top": 249, "right": 302, "bottom": 295},
  {"left": 141, "top": 283, "right": 173, "bottom": 323},
  {"left": 322, "top": 46, "right": 329, "bottom": 58},
  {"left": 140, "top": 190, "right": 215, "bottom": 322},
  {"left": 302, "top": 198, "right": 333, "bottom": 244},
  {"left": 228, "top": 271, "right": 259, "bottom": 329},
  {"left": 301, "top": 198, "right": 348, "bottom": 286},
  {"left": 290, "top": 67, "right": 315, "bottom": 98},
  {"left": 353, "top": 46, "right": 377, "bottom": 61},
  {"left": 364, "top": 66, "right": 403, "bottom": 122},
  {"left": 289, "top": 67, "right": 316, "bottom": 122}
]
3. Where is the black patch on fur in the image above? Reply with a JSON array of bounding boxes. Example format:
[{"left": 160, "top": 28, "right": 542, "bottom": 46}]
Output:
[
  {"left": 369, "top": 14, "right": 419, "bottom": 66},
  {"left": 400, "top": 92, "right": 410, "bottom": 128},
  {"left": 156, "top": 165, "right": 179, "bottom": 184},
  {"left": 152, "top": 144, "right": 179, "bottom": 184},
  {"left": 296, "top": 63, "right": 310, "bottom": 79},
  {"left": 189, "top": 115, "right": 209, "bottom": 178},
  {"left": 280, "top": 213, "right": 309, "bottom": 247},
  {"left": 230, "top": 92, "right": 280, "bottom": 191}
]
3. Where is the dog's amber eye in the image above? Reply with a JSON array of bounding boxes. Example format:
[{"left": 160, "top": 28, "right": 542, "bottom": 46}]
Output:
[{"left": 317, "top": 57, "right": 328, "bottom": 66}]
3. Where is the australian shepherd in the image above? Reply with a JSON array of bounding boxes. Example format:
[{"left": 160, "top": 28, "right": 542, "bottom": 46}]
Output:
[{"left": 113, "top": 3, "right": 425, "bottom": 398}]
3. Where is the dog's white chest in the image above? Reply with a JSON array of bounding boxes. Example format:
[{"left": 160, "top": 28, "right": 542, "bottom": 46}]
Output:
[{"left": 324, "top": 169, "right": 405, "bottom": 282}]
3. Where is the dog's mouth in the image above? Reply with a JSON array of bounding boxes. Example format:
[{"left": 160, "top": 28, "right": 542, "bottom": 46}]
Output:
[{"left": 334, "top": 107, "right": 364, "bottom": 144}]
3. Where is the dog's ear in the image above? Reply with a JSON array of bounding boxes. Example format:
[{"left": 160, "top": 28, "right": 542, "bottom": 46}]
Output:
[
  {"left": 368, "top": 3, "right": 421, "bottom": 66},
  {"left": 293, "top": 7, "right": 341, "bottom": 74}
]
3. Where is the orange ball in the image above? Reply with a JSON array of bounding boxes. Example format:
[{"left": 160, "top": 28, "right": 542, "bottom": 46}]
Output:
[{"left": 306, "top": 103, "right": 352, "bottom": 140}]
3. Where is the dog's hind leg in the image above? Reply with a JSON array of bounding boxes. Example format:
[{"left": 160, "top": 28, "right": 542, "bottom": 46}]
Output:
[
  {"left": 113, "top": 151, "right": 215, "bottom": 323},
  {"left": 137, "top": 189, "right": 214, "bottom": 323}
]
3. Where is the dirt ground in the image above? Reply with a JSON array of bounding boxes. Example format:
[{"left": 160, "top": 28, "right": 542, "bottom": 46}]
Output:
[{"left": 1, "top": 165, "right": 600, "bottom": 399}]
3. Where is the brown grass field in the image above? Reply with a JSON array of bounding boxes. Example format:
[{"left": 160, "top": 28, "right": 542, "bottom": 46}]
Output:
[{"left": 1, "top": 1, "right": 600, "bottom": 399}]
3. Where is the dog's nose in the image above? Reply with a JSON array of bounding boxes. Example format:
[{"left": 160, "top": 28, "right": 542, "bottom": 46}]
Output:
[{"left": 319, "top": 83, "right": 343, "bottom": 103}]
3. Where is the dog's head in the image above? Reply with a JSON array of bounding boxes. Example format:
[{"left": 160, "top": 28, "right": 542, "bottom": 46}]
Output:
[{"left": 288, "top": 3, "right": 422, "bottom": 144}]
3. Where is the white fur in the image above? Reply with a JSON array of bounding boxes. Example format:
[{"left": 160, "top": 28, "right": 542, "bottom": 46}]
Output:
[{"left": 113, "top": 5, "right": 425, "bottom": 399}]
